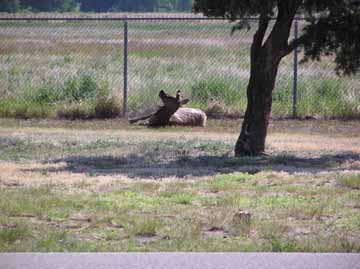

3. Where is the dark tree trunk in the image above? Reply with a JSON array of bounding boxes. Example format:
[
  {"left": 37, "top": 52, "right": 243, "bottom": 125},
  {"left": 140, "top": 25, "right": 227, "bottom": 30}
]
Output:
[
  {"left": 235, "top": 51, "right": 281, "bottom": 156},
  {"left": 234, "top": 4, "right": 298, "bottom": 157}
]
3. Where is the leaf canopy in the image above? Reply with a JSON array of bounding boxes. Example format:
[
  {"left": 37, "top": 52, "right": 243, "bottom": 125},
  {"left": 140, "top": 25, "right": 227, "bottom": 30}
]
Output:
[{"left": 194, "top": 0, "right": 360, "bottom": 75}]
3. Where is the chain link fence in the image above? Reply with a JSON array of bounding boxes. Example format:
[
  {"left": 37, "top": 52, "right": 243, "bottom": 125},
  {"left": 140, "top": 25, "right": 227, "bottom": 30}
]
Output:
[{"left": 0, "top": 16, "right": 359, "bottom": 120}]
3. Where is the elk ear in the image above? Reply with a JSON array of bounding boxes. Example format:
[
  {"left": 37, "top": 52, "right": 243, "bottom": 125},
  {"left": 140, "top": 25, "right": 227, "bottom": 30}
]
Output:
[
  {"left": 159, "top": 90, "right": 167, "bottom": 99},
  {"left": 181, "top": 98, "right": 189, "bottom": 105},
  {"left": 176, "top": 90, "right": 181, "bottom": 101}
]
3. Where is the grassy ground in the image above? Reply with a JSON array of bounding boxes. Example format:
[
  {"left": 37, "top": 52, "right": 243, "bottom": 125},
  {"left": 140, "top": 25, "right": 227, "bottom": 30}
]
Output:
[
  {"left": 0, "top": 118, "right": 359, "bottom": 252},
  {"left": 0, "top": 14, "right": 359, "bottom": 119}
]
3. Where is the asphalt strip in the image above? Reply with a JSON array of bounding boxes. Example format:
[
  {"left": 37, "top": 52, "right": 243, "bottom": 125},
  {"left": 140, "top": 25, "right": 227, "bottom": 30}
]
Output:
[{"left": 0, "top": 253, "right": 360, "bottom": 269}]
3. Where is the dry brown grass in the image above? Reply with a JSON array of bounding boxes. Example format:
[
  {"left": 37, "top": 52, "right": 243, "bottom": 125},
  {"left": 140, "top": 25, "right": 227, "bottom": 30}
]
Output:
[{"left": 0, "top": 118, "right": 359, "bottom": 187}]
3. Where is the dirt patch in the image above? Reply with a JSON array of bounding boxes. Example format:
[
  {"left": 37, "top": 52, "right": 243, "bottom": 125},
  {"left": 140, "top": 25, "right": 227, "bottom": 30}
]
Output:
[{"left": 0, "top": 161, "right": 131, "bottom": 188}]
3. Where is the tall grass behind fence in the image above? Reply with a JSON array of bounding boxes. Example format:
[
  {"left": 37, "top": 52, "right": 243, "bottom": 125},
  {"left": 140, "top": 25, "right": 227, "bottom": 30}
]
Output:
[
  {"left": 127, "top": 19, "right": 252, "bottom": 118},
  {"left": 0, "top": 15, "right": 359, "bottom": 120},
  {"left": 0, "top": 19, "right": 124, "bottom": 119}
]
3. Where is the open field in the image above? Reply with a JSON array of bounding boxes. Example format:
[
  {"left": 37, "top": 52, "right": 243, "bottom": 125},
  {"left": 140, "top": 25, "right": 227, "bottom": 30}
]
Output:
[
  {"left": 0, "top": 13, "right": 359, "bottom": 119},
  {"left": 0, "top": 118, "right": 359, "bottom": 252}
]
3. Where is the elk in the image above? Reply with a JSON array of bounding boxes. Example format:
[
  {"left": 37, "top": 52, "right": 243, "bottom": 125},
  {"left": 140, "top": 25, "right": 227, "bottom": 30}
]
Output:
[{"left": 128, "top": 90, "right": 207, "bottom": 127}]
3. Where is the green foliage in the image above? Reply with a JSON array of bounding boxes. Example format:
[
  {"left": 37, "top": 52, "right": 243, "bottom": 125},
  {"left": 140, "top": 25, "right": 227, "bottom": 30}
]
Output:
[
  {"left": 267, "top": 235, "right": 299, "bottom": 252},
  {"left": 0, "top": 224, "right": 31, "bottom": 244},
  {"left": 58, "top": 0, "right": 80, "bottom": 12},
  {"left": 35, "top": 230, "right": 71, "bottom": 251},
  {"left": 272, "top": 83, "right": 293, "bottom": 116},
  {"left": 207, "top": 172, "right": 251, "bottom": 193},
  {"left": 19, "top": 0, "right": 80, "bottom": 12},
  {"left": 302, "top": 4, "right": 360, "bottom": 75},
  {"left": 0, "top": 0, "right": 21, "bottom": 13},
  {"left": 8, "top": 0, "right": 194, "bottom": 13},
  {"left": 0, "top": 99, "right": 54, "bottom": 119},
  {"left": 172, "top": 192, "right": 194, "bottom": 205},
  {"left": 63, "top": 75, "right": 98, "bottom": 102},
  {"left": 131, "top": 219, "right": 160, "bottom": 237},
  {"left": 194, "top": 0, "right": 360, "bottom": 75},
  {"left": 0, "top": 74, "right": 121, "bottom": 120},
  {"left": 188, "top": 77, "right": 248, "bottom": 118},
  {"left": 190, "top": 77, "right": 245, "bottom": 105},
  {"left": 337, "top": 174, "right": 360, "bottom": 190},
  {"left": 27, "top": 82, "right": 60, "bottom": 105}
]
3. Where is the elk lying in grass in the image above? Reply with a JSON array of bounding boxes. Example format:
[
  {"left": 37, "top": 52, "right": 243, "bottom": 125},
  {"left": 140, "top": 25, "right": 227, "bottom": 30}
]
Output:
[{"left": 129, "top": 90, "right": 207, "bottom": 127}]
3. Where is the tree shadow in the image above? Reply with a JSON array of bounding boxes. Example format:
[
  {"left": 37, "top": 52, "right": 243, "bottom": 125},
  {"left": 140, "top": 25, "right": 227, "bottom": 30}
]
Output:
[{"left": 26, "top": 152, "right": 360, "bottom": 179}]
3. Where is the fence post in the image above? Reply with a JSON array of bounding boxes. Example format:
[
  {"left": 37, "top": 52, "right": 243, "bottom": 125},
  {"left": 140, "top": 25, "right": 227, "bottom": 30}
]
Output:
[
  {"left": 123, "top": 18, "right": 128, "bottom": 115},
  {"left": 292, "top": 17, "right": 299, "bottom": 118}
]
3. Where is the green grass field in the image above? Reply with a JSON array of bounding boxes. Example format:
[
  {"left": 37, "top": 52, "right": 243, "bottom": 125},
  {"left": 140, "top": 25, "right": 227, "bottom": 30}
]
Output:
[
  {"left": 0, "top": 12, "right": 359, "bottom": 254},
  {"left": 0, "top": 118, "right": 359, "bottom": 252},
  {"left": 0, "top": 14, "right": 359, "bottom": 119}
]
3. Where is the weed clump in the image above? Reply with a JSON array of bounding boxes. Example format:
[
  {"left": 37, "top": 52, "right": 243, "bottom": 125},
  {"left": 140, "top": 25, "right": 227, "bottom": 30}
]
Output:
[
  {"left": 94, "top": 84, "right": 122, "bottom": 119},
  {"left": 132, "top": 219, "right": 159, "bottom": 237}
]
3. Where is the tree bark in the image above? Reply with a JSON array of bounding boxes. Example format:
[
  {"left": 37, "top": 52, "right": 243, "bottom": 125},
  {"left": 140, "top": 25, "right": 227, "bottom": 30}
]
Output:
[
  {"left": 234, "top": 3, "right": 299, "bottom": 157},
  {"left": 234, "top": 51, "right": 281, "bottom": 156}
]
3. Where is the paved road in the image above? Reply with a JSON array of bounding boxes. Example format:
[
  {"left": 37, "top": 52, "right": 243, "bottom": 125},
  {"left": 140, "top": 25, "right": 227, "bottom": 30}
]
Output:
[{"left": 1, "top": 253, "right": 359, "bottom": 269}]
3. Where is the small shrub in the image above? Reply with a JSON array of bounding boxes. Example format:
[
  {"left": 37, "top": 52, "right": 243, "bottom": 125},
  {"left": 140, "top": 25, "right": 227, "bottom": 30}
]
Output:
[
  {"left": 94, "top": 84, "right": 122, "bottom": 118},
  {"left": 63, "top": 78, "right": 80, "bottom": 101},
  {"left": 63, "top": 75, "right": 98, "bottom": 102},
  {"left": 78, "top": 75, "right": 98, "bottom": 100},
  {"left": 132, "top": 219, "right": 159, "bottom": 237},
  {"left": 267, "top": 235, "right": 299, "bottom": 252},
  {"left": 28, "top": 83, "right": 61, "bottom": 105},
  {"left": 172, "top": 192, "right": 194, "bottom": 205}
]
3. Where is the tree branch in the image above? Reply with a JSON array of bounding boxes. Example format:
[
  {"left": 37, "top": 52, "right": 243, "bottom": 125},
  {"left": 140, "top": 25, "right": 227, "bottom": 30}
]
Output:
[
  {"left": 262, "top": 0, "right": 303, "bottom": 58},
  {"left": 281, "top": 34, "right": 307, "bottom": 57},
  {"left": 252, "top": 10, "right": 270, "bottom": 53}
]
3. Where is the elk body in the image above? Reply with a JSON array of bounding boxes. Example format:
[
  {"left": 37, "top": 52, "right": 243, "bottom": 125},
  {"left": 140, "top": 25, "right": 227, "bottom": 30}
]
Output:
[
  {"left": 129, "top": 90, "right": 206, "bottom": 127},
  {"left": 170, "top": 107, "right": 207, "bottom": 127}
]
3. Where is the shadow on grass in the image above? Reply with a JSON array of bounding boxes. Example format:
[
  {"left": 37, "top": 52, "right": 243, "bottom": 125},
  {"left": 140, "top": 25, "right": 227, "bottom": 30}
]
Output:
[{"left": 27, "top": 152, "right": 360, "bottom": 179}]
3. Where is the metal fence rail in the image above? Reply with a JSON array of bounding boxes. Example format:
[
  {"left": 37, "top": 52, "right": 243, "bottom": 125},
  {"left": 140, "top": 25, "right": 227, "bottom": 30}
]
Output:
[{"left": 0, "top": 16, "right": 359, "bottom": 119}]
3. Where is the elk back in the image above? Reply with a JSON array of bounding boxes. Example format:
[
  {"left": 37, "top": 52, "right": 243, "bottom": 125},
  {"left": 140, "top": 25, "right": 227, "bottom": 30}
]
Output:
[{"left": 169, "top": 107, "right": 207, "bottom": 127}]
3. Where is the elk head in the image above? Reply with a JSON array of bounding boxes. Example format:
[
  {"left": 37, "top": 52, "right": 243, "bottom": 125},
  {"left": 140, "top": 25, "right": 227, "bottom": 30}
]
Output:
[
  {"left": 146, "top": 90, "right": 189, "bottom": 127},
  {"left": 159, "top": 90, "right": 189, "bottom": 111}
]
